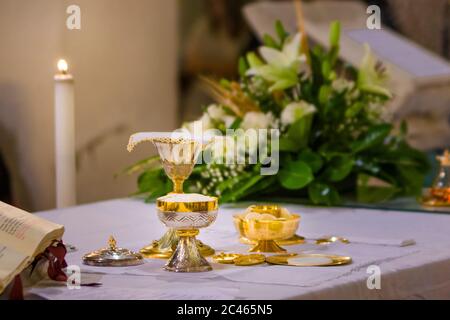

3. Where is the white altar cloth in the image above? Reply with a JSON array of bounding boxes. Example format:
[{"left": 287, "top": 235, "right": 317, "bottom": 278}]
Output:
[{"left": 27, "top": 198, "right": 450, "bottom": 299}]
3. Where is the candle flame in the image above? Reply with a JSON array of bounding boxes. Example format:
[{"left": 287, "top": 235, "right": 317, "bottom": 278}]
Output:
[{"left": 57, "top": 59, "right": 68, "bottom": 74}]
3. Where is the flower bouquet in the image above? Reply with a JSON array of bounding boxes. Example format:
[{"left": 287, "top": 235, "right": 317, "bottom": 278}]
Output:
[{"left": 126, "top": 21, "right": 429, "bottom": 205}]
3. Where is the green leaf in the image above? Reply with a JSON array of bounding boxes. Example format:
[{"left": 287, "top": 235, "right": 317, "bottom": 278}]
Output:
[
  {"left": 397, "top": 165, "right": 424, "bottom": 196},
  {"left": 357, "top": 186, "right": 399, "bottom": 203},
  {"left": 279, "top": 137, "right": 300, "bottom": 152},
  {"left": 263, "top": 34, "right": 279, "bottom": 49},
  {"left": 257, "top": 65, "right": 298, "bottom": 91},
  {"left": 308, "top": 182, "right": 341, "bottom": 205},
  {"left": 238, "top": 57, "right": 249, "bottom": 78},
  {"left": 298, "top": 150, "right": 323, "bottom": 173},
  {"left": 329, "top": 21, "right": 341, "bottom": 48},
  {"left": 229, "top": 117, "right": 242, "bottom": 130},
  {"left": 287, "top": 114, "right": 313, "bottom": 148},
  {"left": 357, "top": 174, "right": 399, "bottom": 203},
  {"left": 321, "top": 60, "right": 331, "bottom": 79},
  {"left": 275, "top": 20, "right": 289, "bottom": 44},
  {"left": 117, "top": 155, "right": 160, "bottom": 177},
  {"left": 246, "top": 52, "right": 264, "bottom": 68},
  {"left": 351, "top": 124, "right": 392, "bottom": 153},
  {"left": 345, "top": 102, "right": 364, "bottom": 118},
  {"left": 137, "top": 169, "right": 163, "bottom": 193},
  {"left": 318, "top": 85, "right": 332, "bottom": 105},
  {"left": 278, "top": 160, "right": 314, "bottom": 190},
  {"left": 323, "top": 155, "right": 354, "bottom": 182}
]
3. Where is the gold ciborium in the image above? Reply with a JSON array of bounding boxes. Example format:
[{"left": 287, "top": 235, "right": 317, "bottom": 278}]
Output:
[
  {"left": 127, "top": 132, "right": 218, "bottom": 272},
  {"left": 233, "top": 205, "right": 300, "bottom": 253},
  {"left": 233, "top": 204, "right": 304, "bottom": 247}
]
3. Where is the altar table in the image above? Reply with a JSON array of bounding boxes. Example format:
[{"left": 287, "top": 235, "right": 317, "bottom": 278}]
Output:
[{"left": 27, "top": 198, "right": 450, "bottom": 299}]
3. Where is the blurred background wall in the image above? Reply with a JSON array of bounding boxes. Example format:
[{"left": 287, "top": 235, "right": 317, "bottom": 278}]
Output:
[{"left": 0, "top": 0, "right": 178, "bottom": 211}]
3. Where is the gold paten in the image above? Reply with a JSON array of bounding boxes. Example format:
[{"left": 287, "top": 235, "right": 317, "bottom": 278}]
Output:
[
  {"left": 212, "top": 252, "right": 243, "bottom": 264},
  {"left": 234, "top": 254, "right": 266, "bottom": 266},
  {"left": 266, "top": 253, "right": 352, "bottom": 267}
]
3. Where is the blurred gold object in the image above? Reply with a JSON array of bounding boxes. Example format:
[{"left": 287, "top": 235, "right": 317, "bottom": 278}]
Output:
[
  {"left": 315, "top": 236, "right": 350, "bottom": 245},
  {"left": 266, "top": 253, "right": 352, "bottom": 267},
  {"left": 234, "top": 254, "right": 266, "bottom": 266},
  {"left": 233, "top": 204, "right": 303, "bottom": 250},
  {"left": 212, "top": 252, "right": 242, "bottom": 264},
  {"left": 421, "top": 150, "right": 450, "bottom": 207}
]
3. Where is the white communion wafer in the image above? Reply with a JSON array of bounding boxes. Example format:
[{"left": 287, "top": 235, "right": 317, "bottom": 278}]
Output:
[
  {"left": 244, "top": 212, "right": 277, "bottom": 221},
  {"left": 158, "top": 193, "right": 216, "bottom": 203},
  {"left": 287, "top": 256, "right": 333, "bottom": 266}
]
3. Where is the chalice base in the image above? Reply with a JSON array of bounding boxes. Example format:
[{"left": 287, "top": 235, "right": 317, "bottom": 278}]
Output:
[
  {"left": 165, "top": 230, "right": 212, "bottom": 272},
  {"left": 140, "top": 228, "right": 215, "bottom": 259},
  {"left": 249, "top": 240, "right": 287, "bottom": 253},
  {"left": 240, "top": 234, "right": 305, "bottom": 246}
]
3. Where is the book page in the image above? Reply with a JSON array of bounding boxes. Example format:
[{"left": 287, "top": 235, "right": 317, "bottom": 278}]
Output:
[
  {"left": 0, "top": 201, "right": 64, "bottom": 258},
  {"left": 0, "top": 245, "right": 30, "bottom": 294}
]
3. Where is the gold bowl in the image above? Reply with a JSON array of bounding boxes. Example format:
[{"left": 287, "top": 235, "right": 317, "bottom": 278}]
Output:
[
  {"left": 233, "top": 204, "right": 304, "bottom": 248},
  {"left": 233, "top": 212, "right": 300, "bottom": 253}
]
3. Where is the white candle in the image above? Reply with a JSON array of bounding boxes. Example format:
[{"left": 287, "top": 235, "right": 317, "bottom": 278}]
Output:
[{"left": 54, "top": 59, "right": 76, "bottom": 208}]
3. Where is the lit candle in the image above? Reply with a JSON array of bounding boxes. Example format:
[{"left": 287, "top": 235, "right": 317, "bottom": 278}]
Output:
[{"left": 54, "top": 59, "right": 76, "bottom": 208}]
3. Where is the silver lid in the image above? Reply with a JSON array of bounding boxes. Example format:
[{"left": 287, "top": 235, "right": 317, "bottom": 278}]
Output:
[{"left": 82, "top": 236, "right": 144, "bottom": 267}]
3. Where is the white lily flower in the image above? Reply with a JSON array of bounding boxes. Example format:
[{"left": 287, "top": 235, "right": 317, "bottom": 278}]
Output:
[
  {"left": 246, "top": 33, "right": 307, "bottom": 92},
  {"left": 240, "top": 111, "right": 278, "bottom": 130},
  {"left": 258, "top": 33, "right": 305, "bottom": 68},
  {"left": 183, "top": 113, "right": 213, "bottom": 134},
  {"left": 357, "top": 44, "right": 392, "bottom": 98},
  {"left": 280, "top": 101, "right": 316, "bottom": 126},
  {"left": 206, "top": 104, "right": 236, "bottom": 128}
]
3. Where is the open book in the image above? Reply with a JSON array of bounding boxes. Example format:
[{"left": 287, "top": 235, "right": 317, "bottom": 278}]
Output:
[{"left": 0, "top": 201, "right": 64, "bottom": 294}]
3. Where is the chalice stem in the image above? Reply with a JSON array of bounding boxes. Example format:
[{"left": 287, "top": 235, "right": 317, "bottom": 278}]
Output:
[
  {"left": 165, "top": 229, "right": 212, "bottom": 272},
  {"left": 172, "top": 178, "right": 184, "bottom": 194}
]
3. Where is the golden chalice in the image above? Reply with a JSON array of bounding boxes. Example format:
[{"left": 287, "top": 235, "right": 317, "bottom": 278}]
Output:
[
  {"left": 127, "top": 132, "right": 217, "bottom": 271},
  {"left": 233, "top": 204, "right": 300, "bottom": 253}
]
